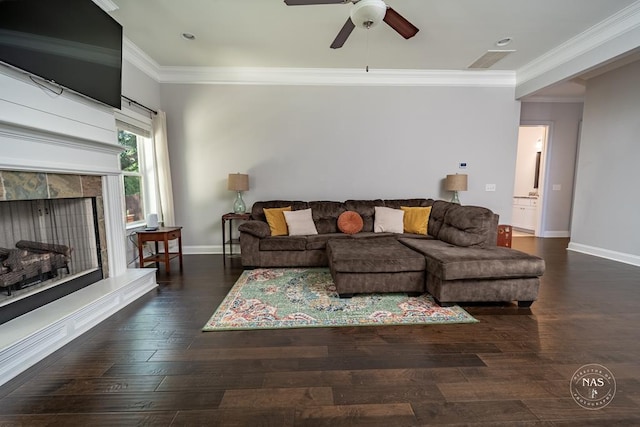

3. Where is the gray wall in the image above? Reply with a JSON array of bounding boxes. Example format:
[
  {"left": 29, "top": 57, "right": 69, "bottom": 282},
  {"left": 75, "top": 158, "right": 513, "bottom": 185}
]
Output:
[
  {"left": 160, "top": 83, "right": 521, "bottom": 251},
  {"left": 122, "top": 59, "right": 161, "bottom": 110},
  {"left": 569, "top": 60, "right": 640, "bottom": 263},
  {"left": 520, "top": 102, "right": 583, "bottom": 237}
]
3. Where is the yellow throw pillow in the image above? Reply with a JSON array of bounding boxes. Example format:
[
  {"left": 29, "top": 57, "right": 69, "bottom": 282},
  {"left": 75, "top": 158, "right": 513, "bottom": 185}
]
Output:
[
  {"left": 400, "top": 206, "right": 432, "bottom": 235},
  {"left": 263, "top": 206, "right": 291, "bottom": 236}
]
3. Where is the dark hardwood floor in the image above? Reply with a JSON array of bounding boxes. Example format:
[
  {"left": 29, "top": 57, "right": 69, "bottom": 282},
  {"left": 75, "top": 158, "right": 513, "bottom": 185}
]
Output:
[{"left": 1, "top": 237, "right": 639, "bottom": 426}]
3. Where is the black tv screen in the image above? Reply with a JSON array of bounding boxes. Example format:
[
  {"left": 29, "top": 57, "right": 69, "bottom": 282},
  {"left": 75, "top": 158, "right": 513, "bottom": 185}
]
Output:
[{"left": 0, "top": 0, "right": 123, "bottom": 108}]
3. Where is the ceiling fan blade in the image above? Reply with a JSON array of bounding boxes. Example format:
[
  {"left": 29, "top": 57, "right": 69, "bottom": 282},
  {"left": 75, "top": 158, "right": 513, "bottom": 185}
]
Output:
[
  {"left": 284, "top": 0, "right": 346, "bottom": 5},
  {"left": 330, "top": 18, "right": 355, "bottom": 49},
  {"left": 383, "top": 7, "right": 419, "bottom": 39}
]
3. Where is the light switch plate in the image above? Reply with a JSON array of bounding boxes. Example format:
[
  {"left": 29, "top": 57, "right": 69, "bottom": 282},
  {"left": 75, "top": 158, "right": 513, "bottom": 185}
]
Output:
[
  {"left": 485, "top": 184, "right": 496, "bottom": 192},
  {"left": 553, "top": 184, "right": 561, "bottom": 191}
]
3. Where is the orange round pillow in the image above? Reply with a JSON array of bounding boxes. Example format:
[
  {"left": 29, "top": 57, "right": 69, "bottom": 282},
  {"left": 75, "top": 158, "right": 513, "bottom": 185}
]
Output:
[{"left": 337, "top": 211, "right": 364, "bottom": 234}]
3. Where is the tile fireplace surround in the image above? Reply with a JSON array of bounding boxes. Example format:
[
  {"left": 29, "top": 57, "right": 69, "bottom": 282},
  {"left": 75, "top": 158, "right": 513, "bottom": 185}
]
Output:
[
  {"left": 0, "top": 69, "right": 158, "bottom": 386},
  {"left": 0, "top": 170, "right": 110, "bottom": 280}
]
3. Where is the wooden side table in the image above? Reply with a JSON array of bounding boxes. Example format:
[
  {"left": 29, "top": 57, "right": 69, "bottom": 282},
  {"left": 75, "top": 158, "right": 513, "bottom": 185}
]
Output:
[
  {"left": 137, "top": 226, "right": 183, "bottom": 273},
  {"left": 222, "top": 213, "right": 251, "bottom": 265}
]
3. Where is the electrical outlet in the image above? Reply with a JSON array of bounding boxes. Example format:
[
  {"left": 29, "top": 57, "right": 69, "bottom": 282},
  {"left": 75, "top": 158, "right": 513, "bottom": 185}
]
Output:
[
  {"left": 485, "top": 184, "right": 496, "bottom": 192},
  {"left": 553, "top": 184, "right": 561, "bottom": 191},
  {"left": 459, "top": 162, "right": 467, "bottom": 169}
]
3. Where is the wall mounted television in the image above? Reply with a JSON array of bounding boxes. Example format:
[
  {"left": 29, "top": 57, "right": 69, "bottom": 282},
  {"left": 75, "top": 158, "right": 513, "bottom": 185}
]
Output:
[{"left": 0, "top": 0, "right": 123, "bottom": 109}]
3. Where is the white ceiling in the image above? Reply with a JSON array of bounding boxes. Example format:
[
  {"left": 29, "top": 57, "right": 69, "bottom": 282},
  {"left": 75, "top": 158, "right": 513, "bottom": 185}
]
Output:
[{"left": 108, "top": 0, "right": 640, "bottom": 96}]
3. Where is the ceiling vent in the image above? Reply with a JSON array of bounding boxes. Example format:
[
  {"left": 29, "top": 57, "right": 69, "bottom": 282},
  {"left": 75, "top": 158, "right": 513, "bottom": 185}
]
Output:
[{"left": 468, "top": 50, "right": 515, "bottom": 69}]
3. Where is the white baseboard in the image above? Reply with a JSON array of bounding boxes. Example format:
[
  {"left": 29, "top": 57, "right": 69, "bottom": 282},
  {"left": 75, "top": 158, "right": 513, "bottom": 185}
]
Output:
[
  {"left": 568, "top": 242, "right": 640, "bottom": 267},
  {"left": 184, "top": 245, "right": 220, "bottom": 254},
  {"left": 184, "top": 245, "right": 241, "bottom": 255},
  {"left": 0, "top": 269, "right": 158, "bottom": 386},
  {"left": 540, "top": 230, "right": 571, "bottom": 238}
]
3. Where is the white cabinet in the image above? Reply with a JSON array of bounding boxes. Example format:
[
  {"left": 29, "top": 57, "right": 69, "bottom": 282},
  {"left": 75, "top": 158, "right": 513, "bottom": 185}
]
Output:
[{"left": 512, "top": 198, "right": 537, "bottom": 231}]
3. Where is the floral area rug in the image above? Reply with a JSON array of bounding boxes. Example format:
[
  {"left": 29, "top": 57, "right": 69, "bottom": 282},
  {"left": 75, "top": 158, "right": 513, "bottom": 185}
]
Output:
[{"left": 203, "top": 268, "right": 477, "bottom": 331}]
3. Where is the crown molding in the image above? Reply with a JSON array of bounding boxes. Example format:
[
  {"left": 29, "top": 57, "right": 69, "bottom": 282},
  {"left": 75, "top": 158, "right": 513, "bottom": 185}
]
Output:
[
  {"left": 121, "top": 39, "right": 514, "bottom": 87},
  {"left": 516, "top": 1, "right": 640, "bottom": 86},
  {"left": 122, "top": 37, "right": 161, "bottom": 82},
  {"left": 157, "top": 67, "right": 516, "bottom": 87}
]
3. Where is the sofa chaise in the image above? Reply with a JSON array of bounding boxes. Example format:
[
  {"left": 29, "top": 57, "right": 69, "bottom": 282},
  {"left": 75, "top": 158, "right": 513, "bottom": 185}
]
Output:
[{"left": 238, "top": 199, "right": 545, "bottom": 307}]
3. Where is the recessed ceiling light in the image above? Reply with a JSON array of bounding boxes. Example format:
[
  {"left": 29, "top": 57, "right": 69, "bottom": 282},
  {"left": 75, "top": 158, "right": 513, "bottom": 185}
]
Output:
[
  {"left": 181, "top": 32, "right": 196, "bottom": 41},
  {"left": 495, "top": 37, "right": 512, "bottom": 47}
]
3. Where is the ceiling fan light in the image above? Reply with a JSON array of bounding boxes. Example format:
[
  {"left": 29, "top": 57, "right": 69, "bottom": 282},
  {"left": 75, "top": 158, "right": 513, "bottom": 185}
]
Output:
[{"left": 350, "top": 0, "right": 387, "bottom": 29}]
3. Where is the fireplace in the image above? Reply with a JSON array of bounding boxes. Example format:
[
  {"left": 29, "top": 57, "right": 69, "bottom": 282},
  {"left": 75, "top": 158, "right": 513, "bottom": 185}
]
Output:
[
  {"left": 0, "top": 171, "right": 110, "bottom": 324},
  {"left": 0, "top": 67, "right": 159, "bottom": 387}
]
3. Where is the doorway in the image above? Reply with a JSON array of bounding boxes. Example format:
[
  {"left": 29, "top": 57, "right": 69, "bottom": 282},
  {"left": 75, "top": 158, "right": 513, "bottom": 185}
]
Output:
[{"left": 513, "top": 125, "right": 549, "bottom": 236}]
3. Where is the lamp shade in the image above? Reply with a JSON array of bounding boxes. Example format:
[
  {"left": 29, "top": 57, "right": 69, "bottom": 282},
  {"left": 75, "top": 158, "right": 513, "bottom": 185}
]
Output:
[
  {"left": 445, "top": 174, "right": 468, "bottom": 191},
  {"left": 227, "top": 173, "right": 249, "bottom": 192}
]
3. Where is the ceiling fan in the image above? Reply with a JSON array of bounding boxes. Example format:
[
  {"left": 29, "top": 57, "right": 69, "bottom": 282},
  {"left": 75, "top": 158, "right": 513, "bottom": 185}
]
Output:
[{"left": 284, "top": 0, "right": 419, "bottom": 49}]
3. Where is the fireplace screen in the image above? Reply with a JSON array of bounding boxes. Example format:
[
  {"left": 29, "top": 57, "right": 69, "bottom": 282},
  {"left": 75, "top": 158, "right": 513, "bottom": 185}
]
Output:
[{"left": 0, "top": 197, "right": 102, "bottom": 312}]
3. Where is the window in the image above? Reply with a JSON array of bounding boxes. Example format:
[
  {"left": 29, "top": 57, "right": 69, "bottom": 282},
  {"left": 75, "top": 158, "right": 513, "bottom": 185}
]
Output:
[
  {"left": 116, "top": 111, "right": 158, "bottom": 229},
  {"left": 118, "top": 129, "right": 146, "bottom": 225}
]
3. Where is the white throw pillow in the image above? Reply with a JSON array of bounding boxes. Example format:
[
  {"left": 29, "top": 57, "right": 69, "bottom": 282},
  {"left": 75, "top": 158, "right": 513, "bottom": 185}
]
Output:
[
  {"left": 283, "top": 209, "right": 318, "bottom": 236},
  {"left": 374, "top": 206, "right": 405, "bottom": 233}
]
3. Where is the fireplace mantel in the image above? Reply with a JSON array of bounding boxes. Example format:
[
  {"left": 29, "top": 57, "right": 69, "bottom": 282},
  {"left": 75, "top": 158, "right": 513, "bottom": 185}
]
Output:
[{"left": 0, "top": 121, "right": 123, "bottom": 176}]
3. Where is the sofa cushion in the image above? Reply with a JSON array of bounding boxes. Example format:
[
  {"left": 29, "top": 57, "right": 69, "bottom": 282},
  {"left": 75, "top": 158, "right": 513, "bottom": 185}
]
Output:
[
  {"left": 264, "top": 206, "right": 291, "bottom": 236},
  {"left": 259, "top": 236, "right": 307, "bottom": 251},
  {"left": 350, "top": 231, "right": 395, "bottom": 239},
  {"left": 327, "top": 238, "right": 426, "bottom": 273},
  {"left": 428, "top": 200, "right": 452, "bottom": 238},
  {"left": 337, "top": 211, "right": 364, "bottom": 234},
  {"left": 306, "top": 233, "right": 350, "bottom": 250},
  {"left": 309, "top": 201, "right": 346, "bottom": 234},
  {"left": 284, "top": 209, "right": 318, "bottom": 236},
  {"left": 397, "top": 233, "right": 434, "bottom": 241},
  {"left": 344, "top": 199, "right": 384, "bottom": 232},
  {"left": 400, "top": 206, "right": 432, "bottom": 235},
  {"left": 238, "top": 221, "right": 271, "bottom": 238},
  {"left": 399, "top": 239, "right": 545, "bottom": 281},
  {"left": 384, "top": 198, "right": 433, "bottom": 209},
  {"left": 374, "top": 206, "right": 404, "bottom": 233},
  {"left": 437, "top": 204, "right": 496, "bottom": 247}
]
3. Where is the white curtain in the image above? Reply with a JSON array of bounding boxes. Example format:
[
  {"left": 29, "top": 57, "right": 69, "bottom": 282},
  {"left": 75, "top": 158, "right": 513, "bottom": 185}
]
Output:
[{"left": 152, "top": 110, "right": 175, "bottom": 227}]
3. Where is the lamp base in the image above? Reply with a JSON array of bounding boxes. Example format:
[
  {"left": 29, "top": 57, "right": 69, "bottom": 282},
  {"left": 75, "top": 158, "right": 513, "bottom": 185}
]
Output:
[
  {"left": 450, "top": 191, "right": 461, "bottom": 204},
  {"left": 233, "top": 191, "right": 246, "bottom": 213}
]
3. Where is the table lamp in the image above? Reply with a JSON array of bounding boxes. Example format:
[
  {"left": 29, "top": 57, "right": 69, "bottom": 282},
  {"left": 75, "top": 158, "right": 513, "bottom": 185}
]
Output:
[
  {"left": 445, "top": 174, "right": 467, "bottom": 204},
  {"left": 227, "top": 173, "right": 249, "bottom": 213}
]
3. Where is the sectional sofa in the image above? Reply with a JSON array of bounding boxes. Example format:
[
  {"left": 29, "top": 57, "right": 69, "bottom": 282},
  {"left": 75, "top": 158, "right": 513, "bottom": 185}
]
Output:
[{"left": 238, "top": 199, "right": 545, "bottom": 307}]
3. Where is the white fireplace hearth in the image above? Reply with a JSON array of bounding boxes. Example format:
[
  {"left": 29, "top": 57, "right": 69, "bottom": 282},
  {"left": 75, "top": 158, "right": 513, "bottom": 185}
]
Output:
[{"left": 0, "top": 68, "right": 158, "bottom": 386}]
